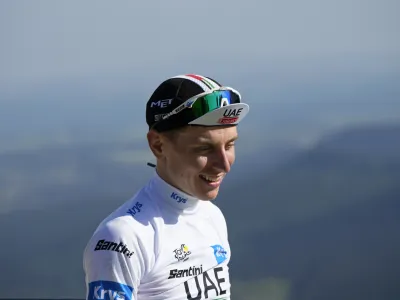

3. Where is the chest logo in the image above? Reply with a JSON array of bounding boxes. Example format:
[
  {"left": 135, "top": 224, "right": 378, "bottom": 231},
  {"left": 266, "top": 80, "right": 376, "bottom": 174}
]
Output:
[
  {"left": 173, "top": 244, "right": 191, "bottom": 262},
  {"left": 211, "top": 244, "right": 228, "bottom": 264}
]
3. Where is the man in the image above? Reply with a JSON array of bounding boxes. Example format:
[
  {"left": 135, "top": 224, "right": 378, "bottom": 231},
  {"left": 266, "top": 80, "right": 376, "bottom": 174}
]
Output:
[{"left": 83, "top": 74, "right": 250, "bottom": 300}]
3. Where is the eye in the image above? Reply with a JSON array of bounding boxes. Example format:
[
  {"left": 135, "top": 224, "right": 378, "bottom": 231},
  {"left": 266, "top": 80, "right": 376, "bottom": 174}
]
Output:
[
  {"left": 226, "top": 142, "right": 235, "bottom": 150},
  {"left": 194, "top": 145, "right": 212, "bottom": 153}
]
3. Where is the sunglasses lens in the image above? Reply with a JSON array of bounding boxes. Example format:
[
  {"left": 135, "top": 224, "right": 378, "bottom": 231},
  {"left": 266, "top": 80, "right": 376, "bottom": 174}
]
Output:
[{"left": 190, "top": 90, "right": 240, "bottom": 118}]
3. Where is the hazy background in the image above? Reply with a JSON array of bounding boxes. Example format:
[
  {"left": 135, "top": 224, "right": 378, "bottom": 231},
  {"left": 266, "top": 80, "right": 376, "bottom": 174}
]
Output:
[{"left": 1, "top": 0, "right": 399, "bottom": 299}]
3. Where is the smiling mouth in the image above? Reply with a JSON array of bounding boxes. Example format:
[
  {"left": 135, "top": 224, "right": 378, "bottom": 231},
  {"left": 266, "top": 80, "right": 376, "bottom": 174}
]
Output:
[{"left": 199, "top": 174, "right": 224, "bottom": 182}]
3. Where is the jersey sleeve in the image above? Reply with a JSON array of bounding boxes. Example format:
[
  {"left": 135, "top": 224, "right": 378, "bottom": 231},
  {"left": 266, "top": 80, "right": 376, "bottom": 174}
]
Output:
[{"left": 83, "top": 217, "right": 149, "bottom": 300}]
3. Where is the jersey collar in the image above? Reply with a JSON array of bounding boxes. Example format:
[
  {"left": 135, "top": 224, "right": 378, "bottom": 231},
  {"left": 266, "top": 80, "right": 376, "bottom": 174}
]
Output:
[{"left": 148, "top": 171, "right": 200, "bottom": 214}]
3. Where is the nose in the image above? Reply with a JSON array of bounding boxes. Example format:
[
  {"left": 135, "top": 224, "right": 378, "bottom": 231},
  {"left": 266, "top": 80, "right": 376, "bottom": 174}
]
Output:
[{"left": 212, "top": 148, "right": 231, "bottom": 173}]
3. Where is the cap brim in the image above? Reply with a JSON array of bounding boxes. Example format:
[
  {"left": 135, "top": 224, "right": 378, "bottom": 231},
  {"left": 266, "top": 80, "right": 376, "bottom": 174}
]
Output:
[{"left": 188, "top": 103, "right": 249, "bottom": 126}]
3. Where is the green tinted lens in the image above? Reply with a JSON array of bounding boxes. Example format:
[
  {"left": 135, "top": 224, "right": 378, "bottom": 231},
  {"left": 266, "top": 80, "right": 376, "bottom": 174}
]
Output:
[{"left": 190, "top": 90, "right": 239, "bottom": 118}]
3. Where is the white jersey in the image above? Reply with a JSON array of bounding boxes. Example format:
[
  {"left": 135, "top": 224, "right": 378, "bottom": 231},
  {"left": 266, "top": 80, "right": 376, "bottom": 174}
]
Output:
[{"left": 83, "top": 172, "right": 231, "bottom": 300}]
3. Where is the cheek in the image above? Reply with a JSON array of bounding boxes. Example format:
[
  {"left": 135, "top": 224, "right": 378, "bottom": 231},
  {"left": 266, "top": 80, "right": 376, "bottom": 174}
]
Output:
[
  {"left": 169, "top": 152, "right": 206, "bottom": 174},
  {"left": 227, "top": 149, "right": 236, "bottom": 165},
  {"left": 185, "top": 155, "right": 208, "bottom": 172},
  {"left": 197, "top": 156, "right": 208, "bottom": 169},
  {"left": 185, "top": 157, "right": 208, "bottom": 179}
]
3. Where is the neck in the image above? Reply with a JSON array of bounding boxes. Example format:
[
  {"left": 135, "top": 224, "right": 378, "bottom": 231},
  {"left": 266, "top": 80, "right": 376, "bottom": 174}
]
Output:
[
  {"left": 155, "top": 163, "right": 195, "bottom": 197},
  {"left": 147, "top": 170, "right": 200, "bottom": 214}
]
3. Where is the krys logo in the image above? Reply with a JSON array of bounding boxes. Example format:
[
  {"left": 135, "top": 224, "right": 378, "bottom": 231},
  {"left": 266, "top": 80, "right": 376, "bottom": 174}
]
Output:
[
  {"left": 126, "top": 202, "right": 143, "bottom": 217},
  {"left": 218, "top": 107, "right": 243, "bottom": 124},
  {"left": 88, "top": 280, "right": 133, "bottom": 300},
  {"left": 171, "top": 192, "right": 187, "bottom": 204},
  {"left": 174, "top": 244, "right": 191, "bottom": 262}
]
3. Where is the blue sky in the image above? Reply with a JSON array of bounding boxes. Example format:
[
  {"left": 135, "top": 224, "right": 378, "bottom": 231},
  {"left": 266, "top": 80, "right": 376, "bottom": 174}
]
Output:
[
  {"left": 0, "top": 0, "right": 399, "bottom": 153},
  {"left": 1, "top": 0, "right": 399, "bottom": 94}
]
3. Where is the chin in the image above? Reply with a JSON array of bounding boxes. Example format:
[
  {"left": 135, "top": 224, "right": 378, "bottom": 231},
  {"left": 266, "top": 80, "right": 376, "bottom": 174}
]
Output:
[
  {"left": 194, "top": 174, "right": 225, "bottom": 201},
  {"left": 197, "top": 188, "right": 220, "bottom": 201}
]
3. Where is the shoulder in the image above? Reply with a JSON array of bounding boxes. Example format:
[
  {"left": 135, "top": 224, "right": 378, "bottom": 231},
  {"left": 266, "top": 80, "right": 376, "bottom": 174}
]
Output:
[
  {"left": 94, "top": 188, "right": 158, "bottom": 239},
  {"left": 202, "top": 201, "right": 229, "bottom": 235},
  {"left": 203, "top": 200, "right": 226, "bottom": 222},
  {"left": 83, "top": 188, "right": 161, "bottom": 274}
]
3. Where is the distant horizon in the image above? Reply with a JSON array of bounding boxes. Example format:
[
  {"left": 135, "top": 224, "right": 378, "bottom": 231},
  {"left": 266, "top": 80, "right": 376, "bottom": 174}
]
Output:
[
  {"left": 2, "top": 1, "right": 400, "bottom": 298},
  {"left": 2, "top": 54, "right": 399, "bottom": 101}
]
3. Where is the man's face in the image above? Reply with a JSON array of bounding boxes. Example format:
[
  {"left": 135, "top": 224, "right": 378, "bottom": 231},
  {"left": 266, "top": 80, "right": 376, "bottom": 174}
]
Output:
[{"left": 159, "top": 125, "right": 238, "bottom": 200}]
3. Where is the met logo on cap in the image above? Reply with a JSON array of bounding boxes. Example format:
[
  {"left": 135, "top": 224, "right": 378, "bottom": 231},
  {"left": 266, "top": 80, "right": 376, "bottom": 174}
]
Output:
[{"left": 151, "top": 99, "right": 173, "bottom": 108}]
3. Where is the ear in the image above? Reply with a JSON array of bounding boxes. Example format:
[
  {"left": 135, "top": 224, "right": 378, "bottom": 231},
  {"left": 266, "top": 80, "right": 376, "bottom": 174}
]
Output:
[{"left": 147, "top": 129, "right": 164, "bottom": 159}]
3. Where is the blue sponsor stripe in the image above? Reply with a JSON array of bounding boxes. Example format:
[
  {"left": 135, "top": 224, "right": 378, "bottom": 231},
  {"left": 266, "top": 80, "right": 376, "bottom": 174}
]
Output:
[{"left": 88, "top": 280, "right": 133, "bottom": 300}]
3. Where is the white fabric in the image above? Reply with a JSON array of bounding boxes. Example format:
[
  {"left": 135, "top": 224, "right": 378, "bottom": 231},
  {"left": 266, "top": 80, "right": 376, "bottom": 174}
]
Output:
[
  {"left": 189, "top": 103, "right": 249, "bottom": 126},
  {"left": 83, "top": 172, "right": 231, "bottom": 300}
]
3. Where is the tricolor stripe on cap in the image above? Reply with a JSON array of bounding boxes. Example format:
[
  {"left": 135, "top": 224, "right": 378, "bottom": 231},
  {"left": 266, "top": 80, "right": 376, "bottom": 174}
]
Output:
[{"left": 172, "top": 74, "right": 221, "bottom": 92}]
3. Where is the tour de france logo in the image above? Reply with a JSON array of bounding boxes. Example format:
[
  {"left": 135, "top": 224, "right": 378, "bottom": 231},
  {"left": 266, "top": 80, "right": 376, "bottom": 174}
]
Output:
[{"left": 173, "top": 244, "right": 191, "bottom": 262}]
